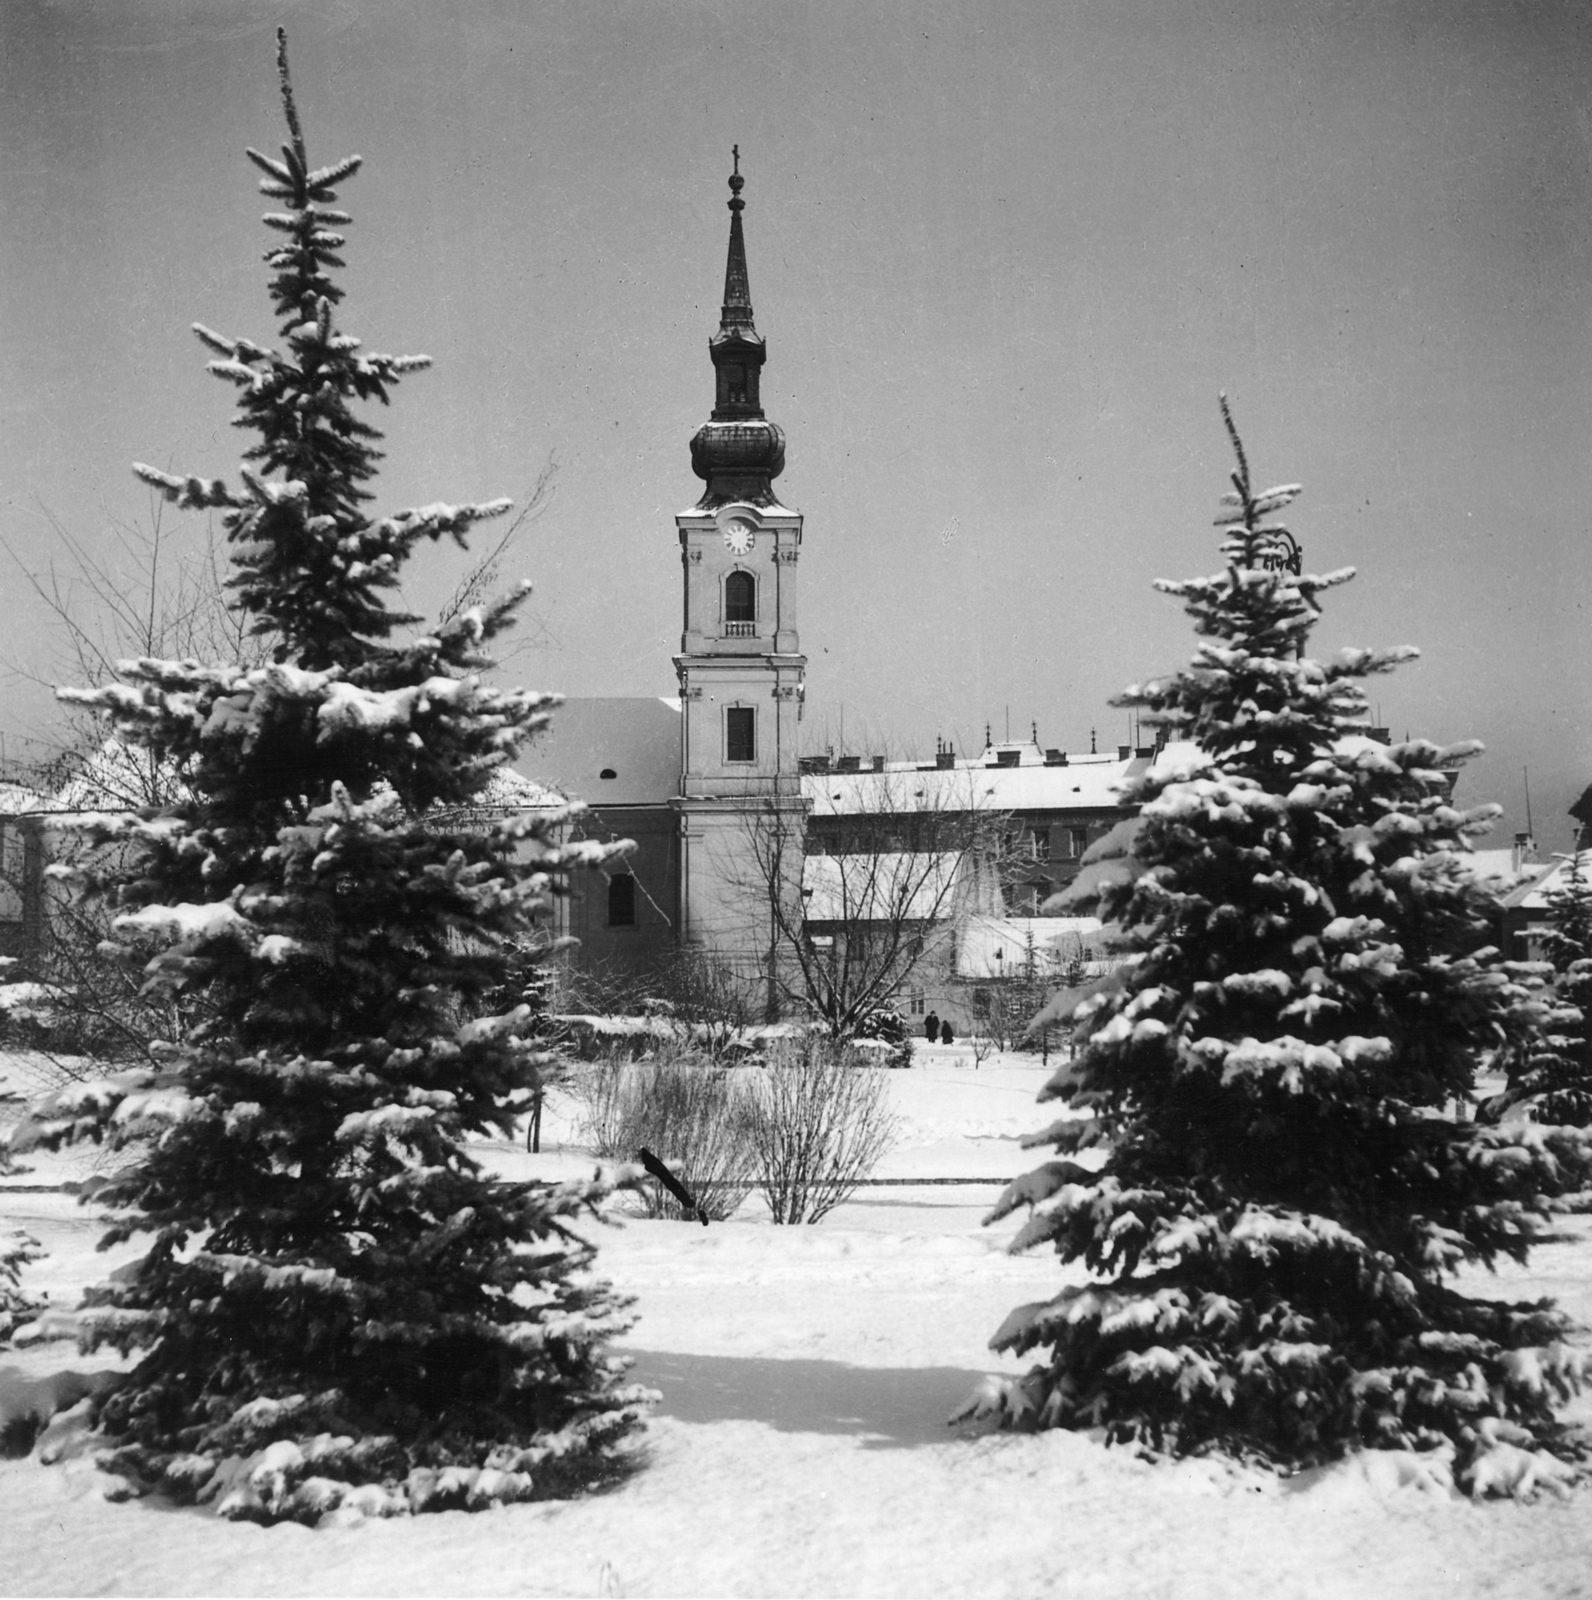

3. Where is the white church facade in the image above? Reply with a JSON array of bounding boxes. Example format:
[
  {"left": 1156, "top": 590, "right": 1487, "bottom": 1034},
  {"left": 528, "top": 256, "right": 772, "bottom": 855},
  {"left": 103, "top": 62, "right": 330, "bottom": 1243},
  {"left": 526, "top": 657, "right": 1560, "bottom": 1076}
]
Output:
[{"left": 516, "top": 156, "right": 1150, "bottom": 1025}]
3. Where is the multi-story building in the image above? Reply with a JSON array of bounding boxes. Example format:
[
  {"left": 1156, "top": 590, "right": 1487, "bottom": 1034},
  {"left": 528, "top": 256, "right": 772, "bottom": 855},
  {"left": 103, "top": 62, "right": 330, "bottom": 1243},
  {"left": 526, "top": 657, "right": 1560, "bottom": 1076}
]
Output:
[{"left": 516, "top": 160, "right": 1144, "bottom": 1023}]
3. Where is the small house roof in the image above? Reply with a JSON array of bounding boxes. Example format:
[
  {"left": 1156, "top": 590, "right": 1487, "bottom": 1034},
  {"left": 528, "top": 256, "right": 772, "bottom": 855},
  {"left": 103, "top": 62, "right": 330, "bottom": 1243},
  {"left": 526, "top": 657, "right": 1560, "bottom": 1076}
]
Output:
[
  {"left": 0, "top": 780, "right": 47, "bottom": 816},
  {"left": 1509, "top": 854, "right": 1588, "bottom": 913},
  {"left": 51, "top": 739, "right": 179, "bottom": 812}
]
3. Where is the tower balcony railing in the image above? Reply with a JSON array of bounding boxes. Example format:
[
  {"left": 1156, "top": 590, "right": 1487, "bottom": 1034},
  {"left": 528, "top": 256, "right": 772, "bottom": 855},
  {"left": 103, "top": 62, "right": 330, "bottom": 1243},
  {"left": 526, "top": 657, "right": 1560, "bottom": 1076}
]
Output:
[{"left": 723, "top": 620, "right": 758, "bottom": 638}]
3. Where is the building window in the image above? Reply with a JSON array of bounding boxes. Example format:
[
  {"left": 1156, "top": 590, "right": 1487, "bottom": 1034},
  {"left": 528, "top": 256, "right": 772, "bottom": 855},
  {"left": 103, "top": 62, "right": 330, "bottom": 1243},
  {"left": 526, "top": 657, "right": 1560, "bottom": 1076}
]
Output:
[
  {"left": 972, "top": 986, "right": 991, "bottom": 1019},
  {"left": 608, "top": 873, "right": 636, "bottom": 927},
  {"left": 725, "top": 570, "right": 755, "bottom": 621},
  {"left": 724, "top": 570, "right": 756, "bottom": 636},
  {"left": 726, "top": 705, "right": 756, "bottom": 763},
  {"left": 1069, "top": 826, "right": 1089, "bottom": 859},
  {"left": 1031, "top": 827, "right": 1051, "bottom": 861},
  {"left": 0, "top": 822, "right": 20, "bottom": 921},
  {"left": 907, "top": 987, "right": 926, "bottom": 1016}
]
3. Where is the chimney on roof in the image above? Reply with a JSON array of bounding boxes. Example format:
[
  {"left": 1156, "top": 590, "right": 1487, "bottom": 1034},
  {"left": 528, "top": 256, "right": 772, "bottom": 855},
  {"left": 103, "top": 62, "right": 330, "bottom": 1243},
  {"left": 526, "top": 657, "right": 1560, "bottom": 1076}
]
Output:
[
  {"left": 1512, "top": 832, "right": 1538, "bottom": 873},
  {"left": 1118, "top": 744, "right": 1131, "bottom": 761},
  {"left": 871, "top": 755, "right": 885, "bottom": 772},
  {"left": 836, "top": 755, "right": 860, "bottom": 773},
  {"left": 936, "top": 747, "right": 955, "bottom": 770},
  {"left": 1044, "top": 748, "right": 1067, "bottom": 766}
]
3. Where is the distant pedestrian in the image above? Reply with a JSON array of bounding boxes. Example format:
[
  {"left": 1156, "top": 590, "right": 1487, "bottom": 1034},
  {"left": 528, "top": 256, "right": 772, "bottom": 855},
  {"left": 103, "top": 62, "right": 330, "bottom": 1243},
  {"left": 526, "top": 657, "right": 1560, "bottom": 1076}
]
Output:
[
  {"left": 923, "top": 1011, "right": 940, "bottom": 1042},
  {"left": 940, "top": 1019, "right": 954, "bottom": 1045}
]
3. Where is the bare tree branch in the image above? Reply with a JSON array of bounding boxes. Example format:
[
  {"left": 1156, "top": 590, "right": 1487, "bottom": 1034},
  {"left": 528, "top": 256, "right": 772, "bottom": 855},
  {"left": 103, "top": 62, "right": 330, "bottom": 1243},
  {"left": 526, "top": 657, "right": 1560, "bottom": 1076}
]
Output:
[
  {"left": 435, "top": 454, "right": 562, "bottom": 661},
  {"left": 729, "top": 765, "right": 1014, "bottom": 1037}
]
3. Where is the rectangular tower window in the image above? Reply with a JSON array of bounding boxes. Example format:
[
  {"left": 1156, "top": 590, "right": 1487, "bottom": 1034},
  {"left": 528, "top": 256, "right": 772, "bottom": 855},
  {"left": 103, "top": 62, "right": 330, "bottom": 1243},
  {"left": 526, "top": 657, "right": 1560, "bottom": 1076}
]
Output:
[
  {"left": 607, "top": 873, "right": 636, "bottom": 927},
  {"left": 726, "top": 706, "right": 756, "bottom": 763}
]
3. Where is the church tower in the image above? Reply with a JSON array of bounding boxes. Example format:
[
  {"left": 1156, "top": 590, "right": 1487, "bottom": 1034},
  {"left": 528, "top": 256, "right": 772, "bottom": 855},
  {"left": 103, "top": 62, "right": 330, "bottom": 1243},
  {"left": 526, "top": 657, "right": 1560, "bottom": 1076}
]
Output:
[{"left": 674, "top": 152, "right": 808, "bottom": 967}]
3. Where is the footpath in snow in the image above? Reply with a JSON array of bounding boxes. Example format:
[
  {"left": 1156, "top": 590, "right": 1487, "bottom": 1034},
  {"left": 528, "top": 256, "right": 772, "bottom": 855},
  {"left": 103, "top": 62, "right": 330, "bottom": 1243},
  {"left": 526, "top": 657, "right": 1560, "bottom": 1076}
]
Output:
[{"left": 3, "top": 1045, "right": 1592, "bottom": 1598}]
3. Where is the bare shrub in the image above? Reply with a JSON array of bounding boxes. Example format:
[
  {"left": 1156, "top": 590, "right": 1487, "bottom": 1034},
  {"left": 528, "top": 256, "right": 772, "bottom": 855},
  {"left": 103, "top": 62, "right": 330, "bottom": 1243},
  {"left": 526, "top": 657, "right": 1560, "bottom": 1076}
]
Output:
[
  {"left": 573, "top": 1045, "right": 758, "bottom": 1221},
  {"left": 644, "top": 949, "right": 757, "bottom": 1060},
  {"left": 746, "top": 1038, "right": 899, "bottom": 1224}
]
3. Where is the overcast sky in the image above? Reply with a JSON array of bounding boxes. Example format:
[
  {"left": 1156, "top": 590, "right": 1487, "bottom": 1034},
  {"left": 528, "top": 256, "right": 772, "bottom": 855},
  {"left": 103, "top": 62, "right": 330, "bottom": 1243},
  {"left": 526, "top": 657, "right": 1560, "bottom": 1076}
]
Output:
[{"left": 3, "top": 0, "right": 1591, "bottom": 846}]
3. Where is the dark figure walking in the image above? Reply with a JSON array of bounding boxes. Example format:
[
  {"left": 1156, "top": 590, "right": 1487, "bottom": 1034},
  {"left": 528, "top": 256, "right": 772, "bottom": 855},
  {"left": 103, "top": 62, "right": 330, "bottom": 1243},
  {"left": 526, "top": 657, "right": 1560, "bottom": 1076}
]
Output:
[
  {"left": 940, "top": 1019, "right": 954, "bottom": 1045},
  {"left": 923, "top": 1010, "right": 940, "bottom": 1042}
]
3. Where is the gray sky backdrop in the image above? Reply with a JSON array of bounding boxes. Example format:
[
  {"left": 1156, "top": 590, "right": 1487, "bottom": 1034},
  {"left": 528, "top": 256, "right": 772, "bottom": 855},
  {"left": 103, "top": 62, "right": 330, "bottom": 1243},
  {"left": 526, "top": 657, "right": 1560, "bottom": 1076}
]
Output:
[{"left": 3, "top": 1, "right": 1590, "bottom": 846}]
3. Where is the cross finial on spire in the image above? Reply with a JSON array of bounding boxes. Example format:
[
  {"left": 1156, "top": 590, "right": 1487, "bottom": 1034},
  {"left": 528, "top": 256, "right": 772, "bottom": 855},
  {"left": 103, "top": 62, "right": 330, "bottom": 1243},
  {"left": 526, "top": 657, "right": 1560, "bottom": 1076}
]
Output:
[{"left": 728, "top": 145, "right": 745, "bottom": 214}]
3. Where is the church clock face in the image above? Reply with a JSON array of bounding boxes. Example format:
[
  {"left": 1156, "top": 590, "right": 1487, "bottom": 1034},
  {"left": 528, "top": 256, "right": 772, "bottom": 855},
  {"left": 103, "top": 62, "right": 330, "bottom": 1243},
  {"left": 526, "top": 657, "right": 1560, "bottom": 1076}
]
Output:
[{"left": 723, "top": 519, "right": 754, "bottom": 555}]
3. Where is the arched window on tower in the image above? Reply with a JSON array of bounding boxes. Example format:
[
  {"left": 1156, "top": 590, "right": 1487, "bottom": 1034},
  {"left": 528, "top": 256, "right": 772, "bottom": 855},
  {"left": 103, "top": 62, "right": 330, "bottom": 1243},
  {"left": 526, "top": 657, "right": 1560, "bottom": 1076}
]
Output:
[{"left": 724, "top": 570, "right": 756, "bottom": 637}]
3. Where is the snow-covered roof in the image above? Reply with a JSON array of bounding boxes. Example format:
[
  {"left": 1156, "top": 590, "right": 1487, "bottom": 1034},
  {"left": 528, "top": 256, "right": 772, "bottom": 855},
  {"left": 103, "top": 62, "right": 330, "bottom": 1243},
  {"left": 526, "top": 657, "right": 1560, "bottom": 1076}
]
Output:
[
  {"left": 801, "top": 852, "right": 967, "bottom": 923},
  {"left": 473, "top": 765, "right": 559, "bottom": 809},
  {"left": 517, "top": 696, "right": 681, "bottom": 806},
  {"left": 1509, "top": 854, "right": 1586, "bottom": 913},
  {"left": 50, "top": 739, "right": 180, "bottom": 812},
  {"left": 0, "top": 781, "right": 46, "bottom": 817},
  {"left": 954, "top": 915, "right": 1106, "bottom": 980},
  {"left": 802, "top": 745, "right": 1200, "bottom": 820},
  {"left": 1462, "top": 849, "right": 1554, "bottom": 905},
  {"left": 1464, "top": 849, "right": 1525, "bottom": 884}
]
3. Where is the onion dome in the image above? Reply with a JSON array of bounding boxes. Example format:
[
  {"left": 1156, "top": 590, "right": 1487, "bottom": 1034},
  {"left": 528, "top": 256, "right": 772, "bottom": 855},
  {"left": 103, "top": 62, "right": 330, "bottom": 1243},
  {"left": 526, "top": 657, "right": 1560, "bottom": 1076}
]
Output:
[{"left": 691, "top": 149, "right": 786, "bottom": 507}]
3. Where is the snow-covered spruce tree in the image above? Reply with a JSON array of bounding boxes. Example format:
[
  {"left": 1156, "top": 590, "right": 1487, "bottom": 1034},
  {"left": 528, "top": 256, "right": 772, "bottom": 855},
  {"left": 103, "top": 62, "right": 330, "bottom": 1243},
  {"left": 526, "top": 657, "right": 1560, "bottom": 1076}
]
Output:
[
  {"left": 0, "top": 1230, "right": 46, "bottom": 1347},
  {"left": 962, "top": 402, "right": 1592, "bottom": 1495},
  {"left": 1485, "top": 851, "right": 1592, "bottom": 1129},
  {"left": 8, "top": 32, "right": 648, "bottom": 1522}
]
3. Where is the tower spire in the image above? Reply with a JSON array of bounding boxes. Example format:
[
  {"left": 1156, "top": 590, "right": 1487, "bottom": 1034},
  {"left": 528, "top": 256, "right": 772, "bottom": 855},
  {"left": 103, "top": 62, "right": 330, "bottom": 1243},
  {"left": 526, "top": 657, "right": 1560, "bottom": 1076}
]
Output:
[
  {"left": 690, "top": 148, "right": 785, "bottom": 506},
  {"left": 721, "top": 145, "right": 754, "bottom": 336}
]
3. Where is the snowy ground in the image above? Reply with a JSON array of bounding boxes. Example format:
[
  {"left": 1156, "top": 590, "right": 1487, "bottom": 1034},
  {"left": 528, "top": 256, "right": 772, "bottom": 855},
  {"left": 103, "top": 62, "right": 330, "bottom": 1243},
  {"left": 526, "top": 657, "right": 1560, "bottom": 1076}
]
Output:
[{"left": 4, "top": 1042, "right": 1592, "bottom": 1598}]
